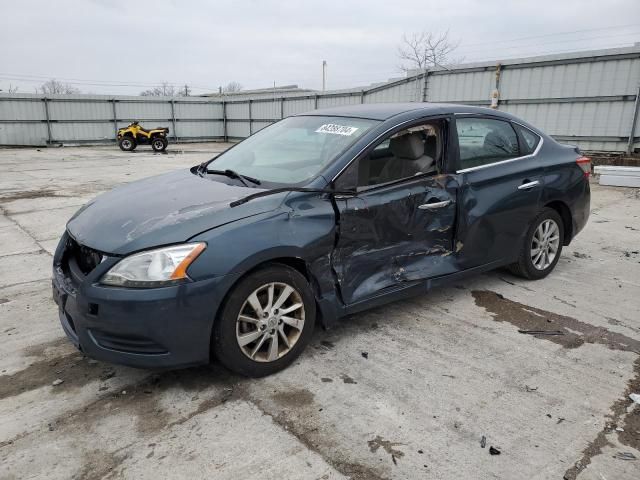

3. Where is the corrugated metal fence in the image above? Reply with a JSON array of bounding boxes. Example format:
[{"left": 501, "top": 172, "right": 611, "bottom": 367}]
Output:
[{"left": 1, "top": 46, "right": 639, "bottom": 152}]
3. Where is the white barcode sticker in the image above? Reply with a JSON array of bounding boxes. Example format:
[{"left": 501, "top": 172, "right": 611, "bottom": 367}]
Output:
[{"left": 315, "top": 124, "right": 359, "bottom": 136}]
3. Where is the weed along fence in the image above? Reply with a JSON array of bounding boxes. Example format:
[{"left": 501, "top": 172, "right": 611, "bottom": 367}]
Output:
[{"left": 1, "top": 46, "right": 639, "bottom": 152}]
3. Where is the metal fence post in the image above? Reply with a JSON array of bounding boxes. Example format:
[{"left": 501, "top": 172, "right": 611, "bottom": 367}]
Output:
[
  {"left": 360, "top": 90, "right": 365, "bottom": 104},
  {"left": 170, "top": 99, "right": 178, "bottom": 142},
  {"left": 491, "top": 63, "right": 503, "bottom": 109},
  {"left": 627, "top": 84, "right": 640, "bottom": 154},
  {"left": 314, "top": 94, "right": 319, "bottom": 110},
  {"left": 111, "top": 99, "right": 118, "bottom": 140},
  {"left": 248, "top": 99, "right": 253, "bottom": 135},
  {"left": 222, "top": 101, "right": 227, "bottom": 142},
  {"left": 280, "top": 97, "right": 285, "bottom": 119},
  {"left": 43, "top": 97, "right": 52, "bottom": 145},
  {"left": 421, "top": 70, "right": 430, "bottom": 102}
]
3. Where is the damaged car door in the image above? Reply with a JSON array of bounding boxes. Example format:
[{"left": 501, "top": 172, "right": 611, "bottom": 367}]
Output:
[{"left": 331, "top": 119, "right": 458, "bottom": 305}]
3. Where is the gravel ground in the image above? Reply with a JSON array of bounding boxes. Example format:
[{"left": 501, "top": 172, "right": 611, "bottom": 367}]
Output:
[{"left": 0, "top": 143, "right": 639, "bottom": 480}]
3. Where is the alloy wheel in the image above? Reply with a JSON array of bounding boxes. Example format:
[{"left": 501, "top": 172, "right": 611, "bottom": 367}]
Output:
[
  {"left": 235, "top": 282, "right": 305, "bottom": 362},
  {"left": 531, "top": 219, "right": 560, "bottom": 270}
]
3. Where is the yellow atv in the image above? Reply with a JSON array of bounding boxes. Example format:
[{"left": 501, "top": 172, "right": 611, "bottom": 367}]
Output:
[{"left": 117, "top": 121, "right": 169, "bottom": 152}]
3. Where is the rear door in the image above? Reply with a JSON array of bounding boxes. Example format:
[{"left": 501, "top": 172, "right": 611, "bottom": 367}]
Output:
[
  {"left": 453, "top": 115, "right": 544, "bottom": 268},
  {"left": 331, "top": 118, "right": 459, "bottom": 305}
]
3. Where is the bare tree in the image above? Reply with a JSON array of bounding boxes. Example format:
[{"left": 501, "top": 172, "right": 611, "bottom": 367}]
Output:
[
  {"left": 1, "top": 84, "right": 19, "bottom": 93},
  {"left": 398, "top": 31, "right": 461, "bottom": 71},
  {"left": 140, "top": 82, "right": 176, "bottom": 96},
  {"left": 222, "top": 81, "right": 243, "bottom": 94},
  {"left": 39, "top": 79, "right": 80, "bottom": 94}
]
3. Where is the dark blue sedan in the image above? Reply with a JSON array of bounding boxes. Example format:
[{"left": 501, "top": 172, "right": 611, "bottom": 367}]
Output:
[{"left": 52, "top": 103, "right": 590, "bottom": 376}]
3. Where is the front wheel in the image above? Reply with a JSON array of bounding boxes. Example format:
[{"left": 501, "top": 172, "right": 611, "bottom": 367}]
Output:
[
  {"left": 212, "top": 264, "right": 316, "bottom": 377},
  {"left": 151, "top": 136, "right": 168, "bottom": 152},
  {"left": 509, "top": 208, "right": 564, "bottom": 280},
  {"left": 118, "top": 136, "right": 136, "bottom": 151}
]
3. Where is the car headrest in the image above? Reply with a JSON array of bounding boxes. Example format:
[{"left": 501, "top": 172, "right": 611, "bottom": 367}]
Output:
[
  {"left": 424, "top": 135, "right": 437, "bottom": 159},
  {"left": 484, "top": 131, "right": 507, "bottom": 149},
  {"left": 390, "top": 133, "right": 424, "bottom": 160}
]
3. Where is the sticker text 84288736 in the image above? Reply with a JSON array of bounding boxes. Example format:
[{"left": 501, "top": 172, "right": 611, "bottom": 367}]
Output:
[{"left": 315, "top": 124, "right": 359, "bottom": 136}]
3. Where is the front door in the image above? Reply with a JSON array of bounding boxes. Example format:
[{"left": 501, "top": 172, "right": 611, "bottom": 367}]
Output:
[{"left": 330, "top": 119, "right": 459, "bottom": 305}]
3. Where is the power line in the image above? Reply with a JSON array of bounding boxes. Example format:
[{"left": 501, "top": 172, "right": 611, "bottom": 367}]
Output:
[
  {"left": 456, "top": 23, "right": 640, "bottom": 50},
  {"left": 0, "top": 73, "right": 219, "bottom": 92},
  {"left": 457, "top": 31, "right": 640, "bottom": 55}
]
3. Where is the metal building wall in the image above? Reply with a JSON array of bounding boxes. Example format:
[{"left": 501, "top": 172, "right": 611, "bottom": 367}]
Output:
[
  {"left": 0, "top": 94, "right": 225, "bottom": 145},
  {"left": 1, "top": 46, "right": 639, "bottom": 151}
]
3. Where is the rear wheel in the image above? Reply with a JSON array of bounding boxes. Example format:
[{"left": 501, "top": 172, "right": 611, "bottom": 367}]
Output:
[
  {"left": 118, "top": 136, "right": 136, "bottom": 151},
  {"left": 212, "top": 264, "right": 315, "bottom": 377},
  {"left": 151, "top": 136, "right": 168, "bottom": 152},
  {"left": 509, "top": 208, "right": 564, "bottom": 280}
]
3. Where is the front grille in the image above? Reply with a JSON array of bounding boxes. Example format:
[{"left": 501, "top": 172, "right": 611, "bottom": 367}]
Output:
[{"left": 64, "top": 236, "right": 103, "bottom": 276}]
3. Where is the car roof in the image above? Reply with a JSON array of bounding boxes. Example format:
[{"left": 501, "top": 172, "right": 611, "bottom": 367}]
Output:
[{"left": 297, "top": 102, "right": 515, "bottom": 121}]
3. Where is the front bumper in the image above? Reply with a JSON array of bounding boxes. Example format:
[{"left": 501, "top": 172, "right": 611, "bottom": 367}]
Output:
[{"left": 52, "top": 235, "right": 239, "bottom": 369}]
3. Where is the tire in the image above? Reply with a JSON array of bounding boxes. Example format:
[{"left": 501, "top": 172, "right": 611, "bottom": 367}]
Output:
[
  {"left": 212, "top": 264, "right": 316, "bottom": 377},
  {"left": 118, "top": 136, "right": 136, "bottom": 152},
  {"left": 508, "top": 207, "right": 564, "bottom": 280},
  {"left": 151, "top": 136, "right": 168, "bottom": 152}
]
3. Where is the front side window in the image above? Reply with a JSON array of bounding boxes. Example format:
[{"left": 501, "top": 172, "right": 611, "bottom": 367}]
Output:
[
  {"left": 341, "top": 122, "right": 442, "bottom": 189},
  {"left": 456, "top": 117, "right": 519, "bottom": 170},
  {"left": 209, "top": 116, "right": 379, "bottom": 186}
]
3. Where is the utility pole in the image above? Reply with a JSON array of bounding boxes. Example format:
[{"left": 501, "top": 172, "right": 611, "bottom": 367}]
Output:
[{"left": 322, "top": 60, "right": 327, "bottom": 92}]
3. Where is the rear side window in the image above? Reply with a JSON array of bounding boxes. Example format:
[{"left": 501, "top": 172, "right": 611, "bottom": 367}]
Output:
[
  {"left": 456, "top": 117, "right": 519, "bottom": 170},
  {"left": 514, "top": 124, "right": 541, "bottom": 155}
]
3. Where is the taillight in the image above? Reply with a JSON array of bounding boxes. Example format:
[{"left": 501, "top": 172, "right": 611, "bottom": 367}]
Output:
[{"left": 576, "top": 156, "right": 591, "bottom": 178}]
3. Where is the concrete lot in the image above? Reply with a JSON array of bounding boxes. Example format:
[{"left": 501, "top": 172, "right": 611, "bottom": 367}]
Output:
[{"left": 0, "top": 143, "right": 639, "bottom": 480}]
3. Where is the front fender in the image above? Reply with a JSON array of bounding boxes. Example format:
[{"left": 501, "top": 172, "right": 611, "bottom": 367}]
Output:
[{"left": 188, "top": 194, "right": 341, "bottom": 322}]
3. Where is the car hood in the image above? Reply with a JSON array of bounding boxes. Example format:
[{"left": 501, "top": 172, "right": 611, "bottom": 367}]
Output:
[{"left": 66, "top": 169, "right": 278, "bottom": 255}]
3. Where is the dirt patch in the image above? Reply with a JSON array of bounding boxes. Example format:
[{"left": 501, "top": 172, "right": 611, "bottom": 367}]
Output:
[
  {"left": 367, "top": 435, "right": 405, "bottom": 458},
  {"left": 0, "top": 337, "right": 105, "bottom": 401},
  {"left": 340, "top": 374, "right": 357, "bottom": 384},
  {"left": 1, "top": 363, "right": 242, "bottom": 453},
  {"left": 21, "top": 337, "right": 69, "bottom": 358},
  {"left": 0, "top": 351, "right": 90, "bottom": 400},
  {"left": 472, "top": 290, "right": 640, "bottom": 352},
  {"left": 0, "top": 190, "right": 64, "bottom": 202},
  {"left": 271, "top": 388, "right": 315, "bottom": 408},
  {"left": 73, "top": 449, "right": 128, "bottom": 480},
  {"left": 331, "top": 461, "right": 390, "bottom": 480},
  {"left": 250, "top": 385, "right": 390, "bottom": 480}
]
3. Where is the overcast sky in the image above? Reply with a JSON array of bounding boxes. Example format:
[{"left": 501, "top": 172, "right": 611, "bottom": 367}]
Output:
[{"left": 1, "top": 0, "right": 639, "bottom": 95}]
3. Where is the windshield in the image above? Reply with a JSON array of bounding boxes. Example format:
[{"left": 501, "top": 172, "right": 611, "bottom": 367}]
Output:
[{"left": 207, "top": 116, "right": 379, "bottom": 186}]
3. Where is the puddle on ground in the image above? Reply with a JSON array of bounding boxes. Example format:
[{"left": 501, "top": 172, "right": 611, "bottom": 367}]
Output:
[{"left": 472, "top": 290, "right": 640, "bottom": 352}]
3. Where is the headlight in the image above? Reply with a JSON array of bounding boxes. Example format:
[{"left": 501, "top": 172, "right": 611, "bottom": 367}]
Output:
[{"left": 101, "top": 243, "right": 206, "bottom": 288}]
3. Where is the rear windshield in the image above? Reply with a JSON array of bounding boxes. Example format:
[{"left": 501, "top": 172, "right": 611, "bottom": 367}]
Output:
[{"left": 209, "top": 115, "right": 379, "bottom": 186}]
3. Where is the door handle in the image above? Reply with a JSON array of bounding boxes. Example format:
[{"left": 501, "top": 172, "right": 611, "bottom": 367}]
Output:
[
  {"left": 418, "top": 199, "right": 452, "bottom": 210},
  {"left": 518, "top": 180, "right": 540, "bottom": 190}
]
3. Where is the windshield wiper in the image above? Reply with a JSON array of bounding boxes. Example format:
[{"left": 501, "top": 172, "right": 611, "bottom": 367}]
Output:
[
  {"left": 205, "top": 168, "right": 261, "bottom": 186},
  {"left": 230, "top": 187, "right": 355, "bottom": 208}
]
